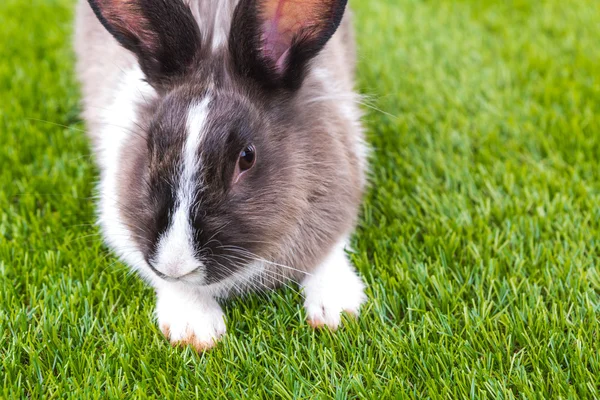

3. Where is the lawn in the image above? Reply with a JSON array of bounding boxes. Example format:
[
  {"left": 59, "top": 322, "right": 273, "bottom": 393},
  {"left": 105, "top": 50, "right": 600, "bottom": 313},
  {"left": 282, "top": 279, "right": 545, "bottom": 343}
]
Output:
[{"left": 1, "top": 0, "right": 599, "bottom": 398}]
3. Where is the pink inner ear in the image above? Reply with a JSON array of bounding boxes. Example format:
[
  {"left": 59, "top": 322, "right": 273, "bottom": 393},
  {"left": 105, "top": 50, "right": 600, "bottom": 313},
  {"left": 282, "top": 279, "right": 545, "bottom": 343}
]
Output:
[
  {"left": 260, "top": 0, "right": 318, "bottom": 73},
  {"left": 262, "top": 21, "right": 297, "bottom": 72},
  {"left": 101, "top": 0, "right": 157, "bottom": 52}
]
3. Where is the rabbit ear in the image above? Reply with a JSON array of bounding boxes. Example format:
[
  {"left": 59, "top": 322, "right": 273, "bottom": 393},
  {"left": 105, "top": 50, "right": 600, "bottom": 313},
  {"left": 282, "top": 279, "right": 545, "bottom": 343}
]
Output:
[
  {"left": 229, "top": 0, "right": 348, "bottom": 90},
  {"left": 87, "top": 0, "right": 202, "bottom": 87}
]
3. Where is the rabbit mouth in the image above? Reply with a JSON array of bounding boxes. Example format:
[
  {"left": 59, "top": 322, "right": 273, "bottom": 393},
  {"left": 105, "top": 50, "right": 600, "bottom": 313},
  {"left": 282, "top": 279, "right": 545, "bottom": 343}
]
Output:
[{"left": 148, "top": 263, "right": 204, "bottom": 283}]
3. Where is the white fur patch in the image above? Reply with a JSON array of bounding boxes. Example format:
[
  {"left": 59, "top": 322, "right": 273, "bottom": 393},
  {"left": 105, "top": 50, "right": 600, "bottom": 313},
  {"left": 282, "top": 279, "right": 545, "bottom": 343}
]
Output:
[
  {"left": 211, "top": 1, "right": 234, "bottom": 51},
  {"left": 186, "top": 0, "right": 238, "bottom": 53},
  {"left": 155, "top": 281, "right": 226, "bottom": 349},
  {"left": 152, "top": 205, "right": 203, "bottom": 279},
  {"left": 152, "top": 98, "right": 211, "bottom": 280},
  {"left": 97, "top": 65, "right": 157, "bottom": 283},
  {"left": 184, "top": 99, "right": 211, "bottom": 184},
  {"left": 301, "top": 237, "right": 366, "bottom": 329}
]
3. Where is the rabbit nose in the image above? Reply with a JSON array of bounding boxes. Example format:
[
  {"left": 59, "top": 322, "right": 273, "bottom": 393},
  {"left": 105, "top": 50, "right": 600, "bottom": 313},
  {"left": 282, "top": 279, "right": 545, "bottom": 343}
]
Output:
[{"left": 151, "top": 202, "right": 206, "bottom": 281}]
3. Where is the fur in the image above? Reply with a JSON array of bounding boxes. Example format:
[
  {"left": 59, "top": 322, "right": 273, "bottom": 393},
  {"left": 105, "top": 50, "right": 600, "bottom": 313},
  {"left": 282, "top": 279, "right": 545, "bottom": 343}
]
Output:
[{"left": 75, "top": 0, "right": 368, "bottom": 350}]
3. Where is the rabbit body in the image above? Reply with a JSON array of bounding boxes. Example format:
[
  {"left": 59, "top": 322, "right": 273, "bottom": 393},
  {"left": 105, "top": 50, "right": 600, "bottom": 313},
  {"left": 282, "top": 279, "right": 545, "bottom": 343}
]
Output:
[{"left": 75, "top": 0, "right": 367, "bottom": 350}]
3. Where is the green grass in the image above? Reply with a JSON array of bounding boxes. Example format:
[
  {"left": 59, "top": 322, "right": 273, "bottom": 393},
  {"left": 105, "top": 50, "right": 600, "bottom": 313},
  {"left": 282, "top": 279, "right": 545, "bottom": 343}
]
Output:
[{"left": 1, "top": 0, "right": 599, "bottom": 397}]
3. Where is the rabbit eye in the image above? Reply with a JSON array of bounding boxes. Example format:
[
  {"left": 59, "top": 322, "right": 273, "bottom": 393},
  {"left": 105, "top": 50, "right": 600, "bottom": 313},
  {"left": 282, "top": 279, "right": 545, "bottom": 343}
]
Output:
[{"left": 238, "top": 144, "right": 256, "bottom": 172}]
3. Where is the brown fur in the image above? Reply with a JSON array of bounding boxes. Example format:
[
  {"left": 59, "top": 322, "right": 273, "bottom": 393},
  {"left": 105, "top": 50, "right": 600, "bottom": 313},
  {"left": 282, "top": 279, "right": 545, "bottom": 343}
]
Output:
[{"left": 75, "top": 0, "right": 365, "bottom": 290}]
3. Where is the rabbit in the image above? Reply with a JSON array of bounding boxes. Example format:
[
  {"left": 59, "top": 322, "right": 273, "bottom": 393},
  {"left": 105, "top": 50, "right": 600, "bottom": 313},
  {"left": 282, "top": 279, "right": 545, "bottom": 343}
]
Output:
[{"left": 74, "top": 0, "right": 368, "bottom": 351}]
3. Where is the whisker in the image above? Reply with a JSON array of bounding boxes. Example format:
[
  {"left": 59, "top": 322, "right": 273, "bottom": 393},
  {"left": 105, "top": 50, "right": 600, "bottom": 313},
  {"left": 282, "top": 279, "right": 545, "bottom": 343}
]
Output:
[{"left": 217, "top": 245, "right": 312, "bottom": 277}]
